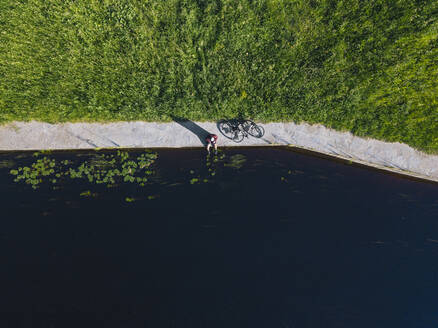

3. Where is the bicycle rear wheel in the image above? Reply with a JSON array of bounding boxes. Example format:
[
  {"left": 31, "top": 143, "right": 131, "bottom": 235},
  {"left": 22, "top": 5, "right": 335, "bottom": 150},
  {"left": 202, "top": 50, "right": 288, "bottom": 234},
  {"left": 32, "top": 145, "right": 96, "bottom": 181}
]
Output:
[
  {"left": 218, "top": 120, "right": 236, "bottom": 140},
  {"left": 232, "top": 129, "right": 245, "bottom": 143},
  {"left": 218, "top": 120, "right": 245, "bottom": 142}
]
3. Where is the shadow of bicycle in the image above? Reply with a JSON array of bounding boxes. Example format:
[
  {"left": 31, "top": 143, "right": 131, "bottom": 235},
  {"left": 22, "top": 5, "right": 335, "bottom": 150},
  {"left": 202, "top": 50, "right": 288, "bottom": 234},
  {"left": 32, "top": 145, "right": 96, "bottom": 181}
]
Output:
[{"left": 216, "top": 119, "right": 265, "bottom": 143}]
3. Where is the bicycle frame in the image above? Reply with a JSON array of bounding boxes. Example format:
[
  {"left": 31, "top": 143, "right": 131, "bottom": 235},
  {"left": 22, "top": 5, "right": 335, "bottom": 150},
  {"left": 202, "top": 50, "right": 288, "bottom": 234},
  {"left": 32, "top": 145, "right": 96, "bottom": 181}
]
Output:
[{"left": 230, "top": 120, "right": 248, "bottom": 137}]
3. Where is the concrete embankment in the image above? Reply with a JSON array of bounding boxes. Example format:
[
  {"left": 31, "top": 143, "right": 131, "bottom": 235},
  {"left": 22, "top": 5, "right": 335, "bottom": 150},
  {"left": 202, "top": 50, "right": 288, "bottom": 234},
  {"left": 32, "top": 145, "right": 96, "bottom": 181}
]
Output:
[{"left": 1, "top": 121, "right": 437, "bottom": 182}]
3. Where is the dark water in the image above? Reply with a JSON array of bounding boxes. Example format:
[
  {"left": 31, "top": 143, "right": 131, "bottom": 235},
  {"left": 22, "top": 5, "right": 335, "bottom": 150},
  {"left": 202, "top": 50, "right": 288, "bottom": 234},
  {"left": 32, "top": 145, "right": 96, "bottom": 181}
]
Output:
[{"left": 1, "top": 147, "right": 438, "bottom": 328}]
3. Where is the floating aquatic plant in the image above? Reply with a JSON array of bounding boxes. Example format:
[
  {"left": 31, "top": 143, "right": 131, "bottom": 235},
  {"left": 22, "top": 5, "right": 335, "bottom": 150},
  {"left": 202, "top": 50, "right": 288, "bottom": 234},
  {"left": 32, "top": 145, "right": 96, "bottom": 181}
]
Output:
[
  {"left": 33, "top": 150, "right": 52, "bottom": 157},
  {"left": 224, "top": 154, "right": 246, "bottom": 169},
  {"left": 79, "top": 190, "right": 98, "bottom": 197},
  {"left": 188, "top": 151, "right": 227, "bottom": 185},
  {"left": 10, "top": 150, "right": 158, "bottom": 190},
  {"left": 0, "top": 160, "right": 15, "bottom": 168}
]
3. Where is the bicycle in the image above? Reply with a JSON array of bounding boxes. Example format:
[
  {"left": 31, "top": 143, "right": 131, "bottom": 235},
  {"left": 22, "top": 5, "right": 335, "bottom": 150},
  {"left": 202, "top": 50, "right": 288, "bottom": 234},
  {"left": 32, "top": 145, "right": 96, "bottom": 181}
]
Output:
[{"left": 218, "top": 119, "right": 265, "bottom": 143}]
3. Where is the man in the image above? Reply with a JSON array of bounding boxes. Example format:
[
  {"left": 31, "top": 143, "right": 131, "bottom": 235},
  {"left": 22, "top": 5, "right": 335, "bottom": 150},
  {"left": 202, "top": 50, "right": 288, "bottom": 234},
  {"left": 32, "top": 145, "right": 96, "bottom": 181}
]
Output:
[{"left": 206, "top": 134, "right": 218, "bottom": 154}]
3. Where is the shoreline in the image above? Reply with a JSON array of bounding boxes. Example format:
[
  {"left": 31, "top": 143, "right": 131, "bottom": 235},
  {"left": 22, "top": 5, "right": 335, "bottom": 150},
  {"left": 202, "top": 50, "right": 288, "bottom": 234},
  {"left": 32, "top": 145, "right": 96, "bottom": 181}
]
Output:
[{"left": 1, "top": 121, "right": 437, "bottom": 183}]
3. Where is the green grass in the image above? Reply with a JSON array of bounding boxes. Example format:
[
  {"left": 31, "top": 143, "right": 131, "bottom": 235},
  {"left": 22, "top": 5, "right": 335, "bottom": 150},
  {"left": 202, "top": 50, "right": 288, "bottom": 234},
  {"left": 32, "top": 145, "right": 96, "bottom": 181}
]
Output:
[{"left": 0, "top": 0, "right": 437, "bottom": 151}]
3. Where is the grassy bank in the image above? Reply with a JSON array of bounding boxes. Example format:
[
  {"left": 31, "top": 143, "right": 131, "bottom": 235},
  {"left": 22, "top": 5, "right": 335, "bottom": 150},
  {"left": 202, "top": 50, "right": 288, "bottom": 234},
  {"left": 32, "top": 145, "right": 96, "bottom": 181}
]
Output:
[{"left": 0, "top": 0, "right": 437, "bottom": 151}]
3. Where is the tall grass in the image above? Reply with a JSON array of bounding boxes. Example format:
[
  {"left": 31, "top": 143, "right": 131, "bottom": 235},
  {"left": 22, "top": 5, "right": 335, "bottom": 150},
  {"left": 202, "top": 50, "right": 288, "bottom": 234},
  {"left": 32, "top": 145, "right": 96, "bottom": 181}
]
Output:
[{"left": 0, "top": 0, "right": 437, "bottom": 151}]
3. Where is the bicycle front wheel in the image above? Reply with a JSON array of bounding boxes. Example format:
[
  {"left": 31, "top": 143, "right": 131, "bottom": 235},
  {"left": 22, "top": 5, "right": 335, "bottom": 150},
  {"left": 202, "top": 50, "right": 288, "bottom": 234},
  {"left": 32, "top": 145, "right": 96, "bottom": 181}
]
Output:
[{"left": 242, "top": 120, "right": 265, "bottom": 138}]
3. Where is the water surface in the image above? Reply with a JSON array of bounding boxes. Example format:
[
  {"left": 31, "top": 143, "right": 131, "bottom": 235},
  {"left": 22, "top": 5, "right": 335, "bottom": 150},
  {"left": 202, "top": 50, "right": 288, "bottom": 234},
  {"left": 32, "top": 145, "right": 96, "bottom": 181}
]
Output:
[{"left": 1, "top": 147, "right": 438, "bottom": 327}]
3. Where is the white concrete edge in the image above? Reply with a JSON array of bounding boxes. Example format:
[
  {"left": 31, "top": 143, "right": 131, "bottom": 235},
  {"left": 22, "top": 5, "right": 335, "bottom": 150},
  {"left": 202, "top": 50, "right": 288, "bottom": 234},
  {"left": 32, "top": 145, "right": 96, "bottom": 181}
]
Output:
[
  {"left": 283, "top": 143, "right": 438, "bottom": 184},
  {"left": 1, "top": 121, "right": 437, "bottom": 183}
]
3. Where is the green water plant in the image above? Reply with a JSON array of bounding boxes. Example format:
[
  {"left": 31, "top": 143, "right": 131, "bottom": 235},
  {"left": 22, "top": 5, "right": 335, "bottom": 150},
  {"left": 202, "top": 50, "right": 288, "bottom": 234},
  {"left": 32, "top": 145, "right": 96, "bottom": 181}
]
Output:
[
  {"left": 80, "top": 190, "right": 98, "bottom": 197},
  {"left": 205, "top": 151, "right": 226, "bottom": 178},
  {"left": 224, "top": 154, "right": 247, "bottom": 169},
  {"left": 10, "top": 150, "right": 158, "bottom": 190},
  {"left": 190, "top": 178, "right": 199, "bottom": 185},
  {"left": 33, "top": 150, "right": 52, "bottom": 157},
  {"left": 0, "top": 160, "right": 15, "bottom": 168},
  {"left": 10, "top": 156, "right": 57, "bottom": 189},
  {"left": 186, "top": 151, "right": 226, "bottom": 185}
]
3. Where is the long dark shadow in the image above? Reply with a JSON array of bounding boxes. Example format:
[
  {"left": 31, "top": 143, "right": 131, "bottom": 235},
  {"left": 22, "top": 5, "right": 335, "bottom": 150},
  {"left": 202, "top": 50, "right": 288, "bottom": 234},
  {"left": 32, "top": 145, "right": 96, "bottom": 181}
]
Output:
[{"left": 170, "top": 115, "right": 211, "bottom": 146}]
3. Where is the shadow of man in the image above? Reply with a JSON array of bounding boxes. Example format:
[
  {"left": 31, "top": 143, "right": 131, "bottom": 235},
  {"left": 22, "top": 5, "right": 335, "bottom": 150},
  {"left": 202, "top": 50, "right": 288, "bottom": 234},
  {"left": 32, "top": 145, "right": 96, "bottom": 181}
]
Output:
[{"left": 170, "top": 115, "right": 211, "bottom": 146}]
